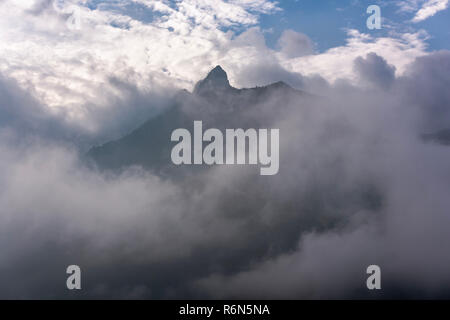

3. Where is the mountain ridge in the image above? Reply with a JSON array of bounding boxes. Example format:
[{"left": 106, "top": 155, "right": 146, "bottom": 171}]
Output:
[{"left": 87, "top": 66, "right": 309, "bottom": 174}]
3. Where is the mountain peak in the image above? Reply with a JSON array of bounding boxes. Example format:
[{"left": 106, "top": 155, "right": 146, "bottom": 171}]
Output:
[
  {"left": 207, "top": 65, "right": 228, "bottom": 80},
  {"left": 194, "top": 65, "right": 232, "bottom": 95}
]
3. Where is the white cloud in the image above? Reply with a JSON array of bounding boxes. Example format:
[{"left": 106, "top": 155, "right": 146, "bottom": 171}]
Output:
[
  {"left": 0, "top": 0, "right": 280, "bottom": 121},
  {"left": 280, "top": 29, "right": 428, "bottom": 84},
  {"left": 399, "top": 0, "right": 450, "bottom": 22},
  {"left": 278, "top": 29, "right": 314, "bottom": 58},
  {"left": 413, "top": 0, "right": 449, "bottom": 22},
  {"left": 135, "top": 0, "right": 280, "bottom": 28},
  {"left": 0, "top": 0, "right": 432, "bottom": 131}
]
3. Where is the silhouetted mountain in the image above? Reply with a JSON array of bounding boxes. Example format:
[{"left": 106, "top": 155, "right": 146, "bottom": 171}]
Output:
[
  {"left": 194, "top": 65, "right": 234, "bottom": 95},
  {"left": 87, "top": 66, "right": 310, "bottom": 174}
]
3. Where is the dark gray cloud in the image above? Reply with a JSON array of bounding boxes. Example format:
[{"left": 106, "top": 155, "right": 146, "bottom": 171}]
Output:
[
  {"left": 397, "top": 51, "right": 450, "bottom": 131},
  {"left": 354, "top": 52, "right": 396, "bottom": 90},
  {"left": 1, "top": 50, "right": 450, "bottom": 299},
  {"left": 0, "top": 73, "right": 79, "bottom": 143}
]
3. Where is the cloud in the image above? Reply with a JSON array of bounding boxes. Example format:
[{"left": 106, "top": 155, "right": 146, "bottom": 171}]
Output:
[
  {"left": 354, "top": 53, "right": 396, "bottom": 89},
  {"left": 407, "top": 0, "right": 449, "bottom": 22},
  {"left": 0, "top": 0, "right": 431, "bottom": 125},
  {"left": 0, "top": 0, "right": 283, "bottom": 137},
  {"left": 277, "top": 29, "right": 314, "bottom": 59},
  {"left": 398, "top": 51, "right": 450, "bottom": 131},
  {"left": 136, "top": 0, "right": 280, "bottom": 28},
  {"left": 1, "top": 48, "right": 450, "bottom": 298},
  {"left": 281, "top": 29, "right": 428, "bottom": 85},
  {"left": 1, "top": 0, "right": 450, "bottom": 299}
]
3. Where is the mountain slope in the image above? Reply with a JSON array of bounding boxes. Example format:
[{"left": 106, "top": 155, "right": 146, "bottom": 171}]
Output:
[{"left": 87, "top": 66, "right": 310, "bottom": 174}]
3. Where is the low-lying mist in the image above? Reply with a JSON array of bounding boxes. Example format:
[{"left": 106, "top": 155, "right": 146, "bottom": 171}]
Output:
[{"left": 1, "top": 51, "right": 450, "bottom": 299}]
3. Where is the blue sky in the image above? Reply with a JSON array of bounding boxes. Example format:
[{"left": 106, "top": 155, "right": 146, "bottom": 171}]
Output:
[{"left": 258, "top": 0, "right": 450, "bottom": 52}]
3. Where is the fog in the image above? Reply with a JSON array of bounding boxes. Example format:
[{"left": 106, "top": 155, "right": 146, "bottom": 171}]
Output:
[{"left": 1, "top": 50, "right": 450, "bottom": 299}]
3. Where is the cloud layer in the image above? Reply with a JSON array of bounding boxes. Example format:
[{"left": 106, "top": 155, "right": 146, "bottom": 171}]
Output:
[
  {"left": 1, "top": 0, "right": 450, "bottom": 299},
  {"left": 1, "top": 49, "right": 450, "bottom": 298}
]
